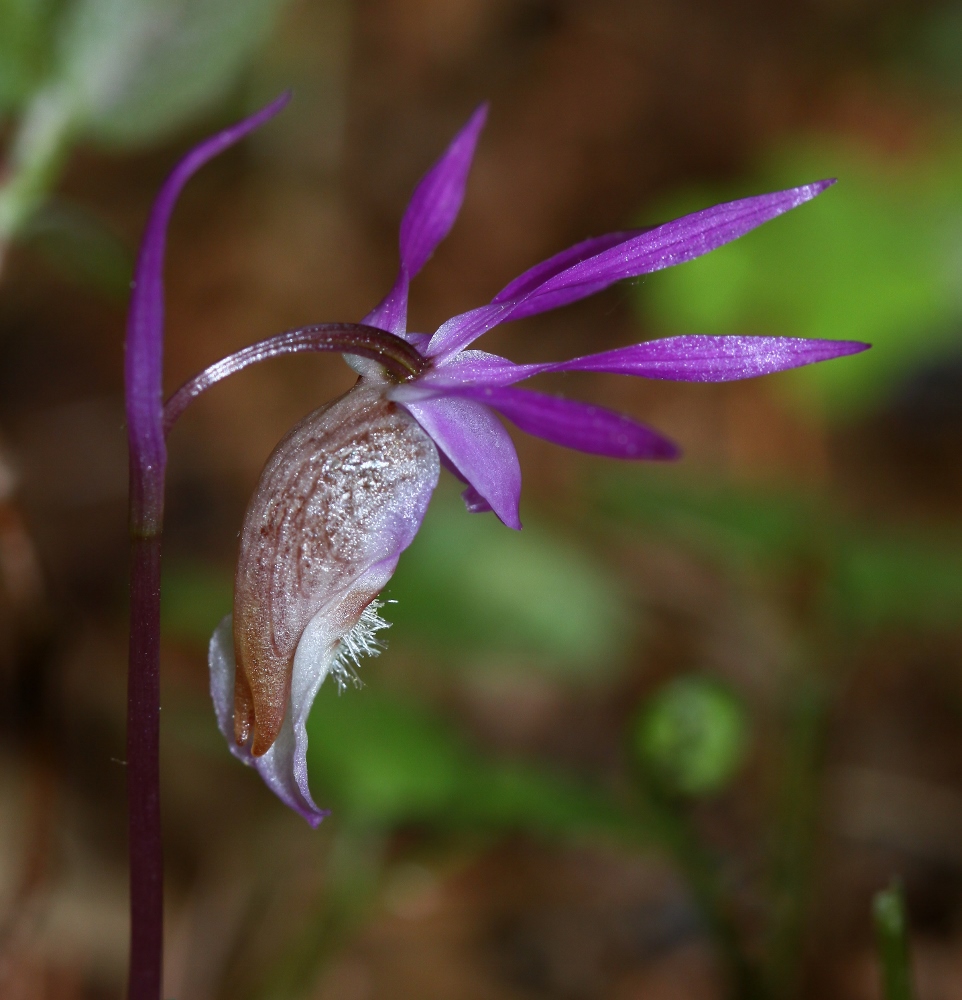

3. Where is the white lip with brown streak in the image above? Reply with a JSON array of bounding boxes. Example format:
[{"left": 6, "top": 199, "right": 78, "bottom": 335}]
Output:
[{"left": 209, "top": 380, "right": 439, "bottom": 825}]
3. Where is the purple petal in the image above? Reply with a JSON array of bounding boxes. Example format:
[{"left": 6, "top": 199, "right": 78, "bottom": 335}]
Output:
[
  {"left": 362, "top": 266, "right": 411, "bottom": 339},
  {"left": 519, "top": 183, "right": 834, "bottom": 313},
  {"left": 407, "top": 384, "right": 679, "bottom": 460},
  {"left": 426, "top": 181, "right": 834, "bottom": 359},
  {"left": 125, "top": 93, "right": 290, "bottom": 511},
  {"left": 420, "top": 349, "right": 529, "bottom": 388},
  {"left": 437, "top": 450, "right": 495, "bottom": 515},
  {"left": 460, "top": 483, "right": 494, "bottom": 514},
  {"left": 492, "top": 230, "right": 652, "bottom": 320},
  {"left": 363, "top": 105, "right": 488, "bottom": 336},
  {"left": 400, "top": 104, "right": 489, "bottom": 276},
  {"left": 541, "top": 335, "right": 870, "bottom": 381},
  {"left": 424, "top": 302, "right": 514, "bottom": 361},
  {"left": 400, "top": 395, "right": 522, "bottom": 529},
  {"left": 421, "top": 236, "right": 650, "bottom": 359},
  {"left": 421, "top": 336, "right": 870, "bottom": 390}
]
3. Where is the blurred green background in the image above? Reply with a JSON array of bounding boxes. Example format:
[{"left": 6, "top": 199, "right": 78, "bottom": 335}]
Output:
[{"left": 2, "top": 1, "right": 962, "bottom": 998}]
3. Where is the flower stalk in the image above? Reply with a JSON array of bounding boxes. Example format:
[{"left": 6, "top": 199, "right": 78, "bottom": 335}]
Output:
[
  {"left": 123, "top": 93, "right": 291, "bottom": 1000},
  {"left": 124, "top": 533, "right": 163, "bottom": 1000},
  {"left": 163, "top": 323, "right": 426, "bottom": 432}
]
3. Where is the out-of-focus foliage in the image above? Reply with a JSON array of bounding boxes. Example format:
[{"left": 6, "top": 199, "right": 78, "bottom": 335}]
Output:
[
  {"left": 912, "top": 3, "right": 962, "bottom": 91},
  {"left": 305, "top": 685, "right": 629, "bottom": 837},
  {"left": 54, "top": 0, "right": 284, "bottom": 147},
  {"left": 307, "top": 686, "right": 470, "bottom": 828},
  {"left": 386, "top": 488, "right": 636, "bottom": 678},
  {"left": 873, "top": 881, "right": 916, "bottom": 1000},
  {"left": 602, "top": 471, "right": 819, "bottom": 572},
  {"left": 832, "top": 535, "right": 962, "bottom": 632},
  {"left": 0, "top": 0, "right": 286, "bottom": 248},
  {"left": 600, "top": 470, "right": 962, "bottom": 633},
  {"left": 0, "top": 0, "right": 60, "bottom": 115},
  {"left": 634, "top": 675, "right": 749, "bottom": 797},
  {"left": 638, "top": 143, "right": 962, "bottom": 416},
  {"left": 160, "top": 560, "right": 233, "bottom": 644},
  {"left": 19, "top": 198, "right": 131, "bottom": 295}
]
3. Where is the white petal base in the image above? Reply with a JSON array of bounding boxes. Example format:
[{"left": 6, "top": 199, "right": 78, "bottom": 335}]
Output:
[
  {"left": 209, "top": 615, "right": 330, "bottom": 827},
  {"left": 208, "top": 561, "right": 400, "bottom": 827}
]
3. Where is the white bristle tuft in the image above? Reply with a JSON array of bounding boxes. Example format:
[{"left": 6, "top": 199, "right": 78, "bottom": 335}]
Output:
[{"left": 330, "top": 600, "right": 392, "bottom": 691}]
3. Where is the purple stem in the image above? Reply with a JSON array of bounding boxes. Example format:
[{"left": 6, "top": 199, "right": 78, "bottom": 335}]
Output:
[
  {"left": 123, "top": 93, "right": 290, "bottom": 1000},
  {"left": 125, "top": 536, "right": 163, "bottom": 1000}
]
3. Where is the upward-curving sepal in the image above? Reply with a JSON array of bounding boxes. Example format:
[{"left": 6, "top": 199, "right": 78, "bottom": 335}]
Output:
[
  {"left": 426, "top": 181, "right": 835, "bottom": 360},
  {"left": 126, "top": 92, "right": 290, "bottom": 527},
  {"left": 363, "top": 104, "right": 489, "bottom": 338}
]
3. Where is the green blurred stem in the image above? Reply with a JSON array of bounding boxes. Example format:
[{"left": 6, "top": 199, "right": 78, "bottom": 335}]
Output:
[
  {"left": 639, "top": 791, "right": 765, "bottom": 1000},
  {"left": 253, "top": 825, "right": 386, "bottom": 1000},
  {"left": 0, "top": 85, "right": 77, "bottom": 272},
  {"left": 874, "top": 882, "right": 916, "bottom": 1000},
  {"left": 763, "top": 671, "right": 828, "bottom": 999}
]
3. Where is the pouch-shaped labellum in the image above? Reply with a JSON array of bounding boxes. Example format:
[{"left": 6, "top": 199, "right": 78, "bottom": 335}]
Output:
[{"left": 232, "top": 383, "right": 440, "bottom": 756}]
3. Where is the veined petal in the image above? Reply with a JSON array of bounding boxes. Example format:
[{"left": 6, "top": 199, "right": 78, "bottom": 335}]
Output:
[
  {"left": 399, "top": 395, "right": 522, "bottom": 529},
  {"left": 404, "top": 383, "right": 679, "bottom": 460},
  {"left": 400, "top": 104, "right": 488, "bottom": 277},
  {"left": 519, "top": 182, "right": 834, "bottom": 315},
  {"left": 362, "top": 265, "right": 411, "bottom": 340},
  {"left": 420, "top": 336, "right": 870, "bottom": 390},
  {"left": 426, "top": 181, "right": 834, "bottom": 359},
  {"left": 218, "top": 385, "right": 440, "bottom": 820},
  {"left": 363, "top": 105, "right": 488, "bottom": 337}
]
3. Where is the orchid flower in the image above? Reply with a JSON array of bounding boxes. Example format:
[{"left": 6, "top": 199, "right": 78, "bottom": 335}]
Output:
[
  {"left": 134, "top": 104, "right": 866, "bottom": 827},
  {"left": 124, "top": 95, "right": 866, "bottom": 997}
]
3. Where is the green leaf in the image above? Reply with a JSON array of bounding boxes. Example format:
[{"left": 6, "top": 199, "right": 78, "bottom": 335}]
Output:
[
  {"left": 306, "top": 687, "right": 471, "bottom": 828},
  {"left": 55, "top": 0, "right": 284, "bottom": 146},
  {"left": 386, "top": 487, "right": 634, "bottom": 678},
  {"left": 0, "top": 0, "right": 60, "bottom": 115},
  {"left": 831, "top": 534, "right": 962, "bottom": 632},
  {"left": 637, "top": 141, "right": 962, "bottom": 417},
  {"left": 600, "top": 469, "right": 962, "bottom": 636},
  {"left": 20, "top": 198, "right": 132, "bottom": 296},
  {"left": 454, "top": 760, "right": 628, "bottom": 838},
  {"left": 306, "top": 685, "right": 628, "bottom": 838},
  {"left": 873, "top": 881, "right": 917, "bottom": 1000},
  {"left": 599, "top": 469, "right": 822, "bottom": 574}
]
